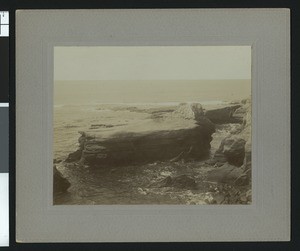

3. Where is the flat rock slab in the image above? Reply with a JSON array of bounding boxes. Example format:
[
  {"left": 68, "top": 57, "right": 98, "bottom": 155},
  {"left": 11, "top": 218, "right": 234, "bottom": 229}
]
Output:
[
  {"left": 82, "top": 117, "right": 200, "bottom": 140},
  {"left": 78, "top": 116, "right": 215, "bottom": 167}
]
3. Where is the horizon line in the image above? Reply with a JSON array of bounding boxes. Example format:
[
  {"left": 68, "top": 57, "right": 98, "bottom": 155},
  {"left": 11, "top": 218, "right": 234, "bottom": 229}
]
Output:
[{"left": 54, "top": 79, "right": 251, "bottom": 82}]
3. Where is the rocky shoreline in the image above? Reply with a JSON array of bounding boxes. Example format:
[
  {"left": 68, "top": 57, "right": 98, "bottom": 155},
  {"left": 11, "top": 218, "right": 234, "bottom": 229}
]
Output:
[{"left": 54, "top": 99, "right": 251, "bottom": 205}]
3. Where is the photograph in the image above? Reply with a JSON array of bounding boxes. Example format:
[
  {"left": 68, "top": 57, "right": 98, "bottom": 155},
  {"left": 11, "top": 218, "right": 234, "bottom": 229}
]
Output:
[
  {"left": 53, "top": 46, "right": 252, "bottom": 205},
  {"left": 15, "top": 8, "right": 291, "bottom": 243}
]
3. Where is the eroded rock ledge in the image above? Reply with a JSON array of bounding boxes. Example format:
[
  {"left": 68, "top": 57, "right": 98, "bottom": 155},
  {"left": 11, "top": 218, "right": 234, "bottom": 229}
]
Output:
[
  {"left": 66, "top": 103, "right": 215, "bottom": 167},
  {"left": 207, "top": 98, "right": 252, "bottom": 186},
  {"left": 204, "top": 104, "right": 241, "bottom": 124}
]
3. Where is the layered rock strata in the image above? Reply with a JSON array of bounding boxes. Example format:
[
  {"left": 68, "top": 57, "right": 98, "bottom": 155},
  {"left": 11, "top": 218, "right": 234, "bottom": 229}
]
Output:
[{"left": 67, "top": 103, "right": 215, "bottom": 167}]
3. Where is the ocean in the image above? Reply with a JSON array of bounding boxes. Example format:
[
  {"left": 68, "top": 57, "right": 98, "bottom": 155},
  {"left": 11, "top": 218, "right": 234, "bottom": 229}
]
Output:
[{"left": 54, "top": 80, "right": 251, "bottom": 105}]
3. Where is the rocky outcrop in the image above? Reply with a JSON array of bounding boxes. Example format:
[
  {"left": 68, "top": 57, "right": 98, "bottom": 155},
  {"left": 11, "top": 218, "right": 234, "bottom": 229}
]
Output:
[
  {"left": 237, "top": 98, "right": 251, "bottom": 173},
  {"left": 206, "top": 163, "right": 249, "bottom": 186},
  {"left": 65, "top": 149, "right": 82, "bottom": 163},
  {"left": 213, "top": 136, "right": 246, "bottom": 167},
  {"left": 208, "top": 98, "right": 251, "bottom": 188},
  {"left": 171, "top": 103, "right": 204, "bottom": 120},
  {"left": 243, "top": 140, "right": 251, "bottom": 171},
  {"left": 232, "top": 106, "right": 247, "bottom": 123},
  {"left": 68, "top": 103, "right": 215, "bottom": 167},
  {"left": 53, "top": 165, "right": 70, "bottom": 194},
  {"left": 204, "top": 105, "right": 241, "bottom": 124}
]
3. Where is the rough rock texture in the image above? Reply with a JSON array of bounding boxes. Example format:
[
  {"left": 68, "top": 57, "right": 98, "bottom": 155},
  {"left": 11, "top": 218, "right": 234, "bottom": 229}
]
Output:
[
  {"left": 214, "top": 136, "right": 246, "bottom": 167},
  {"left": 69, "top": 103, "right": 215, "bottom": 167},
  {"left": 211, "top": 98, "right": 251, "bottom": 167},
  {"left": 172, "top": 103, "right": 204, "bottom": 120},
  {"left": 204, "top": 105, "right": 241, "bottom": 124},
  {"left": 206, "top": 163, "right": 248, "bottom": 185},
  {"left": 238, "top": 99, "right": 251, "bottom": 173},
  {"left": 207, "top": 98, "right": 252, "bottom": 189},
  {"left": 65, "top": 149, "right": 82, "bottom": 163},
  {"left": 158, "top": 175, "right": 197, "bottom": 189},
  {"left": 243, "top": 140, "right": 251, "bottom": 171},
  {"left": 53, "top": 165, "right": 71, "bottom": 194},
  {"left": 232, "top": 106, "right": 247, "bottom": 123}
]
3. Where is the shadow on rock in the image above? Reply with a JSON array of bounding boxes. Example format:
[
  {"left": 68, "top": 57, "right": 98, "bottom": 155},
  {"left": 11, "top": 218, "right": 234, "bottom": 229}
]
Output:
[{"left": 53, "top": 165, "right": 71, "bottom": 195}]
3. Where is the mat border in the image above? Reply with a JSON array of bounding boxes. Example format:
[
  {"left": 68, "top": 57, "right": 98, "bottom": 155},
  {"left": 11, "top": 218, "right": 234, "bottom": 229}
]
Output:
[{"left": 16, "top": 9, "right": 290, "bottom": 242}]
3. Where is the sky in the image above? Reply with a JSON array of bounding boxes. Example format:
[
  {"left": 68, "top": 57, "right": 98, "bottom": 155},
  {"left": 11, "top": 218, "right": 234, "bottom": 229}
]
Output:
[{"left": 54, "top": 46, "right": 251, "bottom": 81}]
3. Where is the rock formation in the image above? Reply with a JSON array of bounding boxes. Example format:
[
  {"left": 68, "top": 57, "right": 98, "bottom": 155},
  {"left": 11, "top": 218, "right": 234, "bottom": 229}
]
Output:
[
  {"left": 171, "top": 103, "right": 204, "bottom": 120},
  {"left": 232, "top": 106, "right": 247, "bottom": 123},
  {"left": 206, "top": 98, "right": 252, "bottom": 187},
  {"left": 55, "top": 99, "right": 252, "bottom": 204},
  {"left": 204, "top": 104, "right": 241, "bottom": 124},
  {"left": 213, "top": 136, "right": 246, "bottom": 167},
  {"left": 65, "top": 149, "right": 82, "bottom": 163},
  {"left": 206, "top": 163, "right": 247, "bottom": 185},
  {"left": 53, "top": 165, "right": 71, "bottom": 194},
  {"left": 67, "top": 103, "right": 215, "bottom": 167}
]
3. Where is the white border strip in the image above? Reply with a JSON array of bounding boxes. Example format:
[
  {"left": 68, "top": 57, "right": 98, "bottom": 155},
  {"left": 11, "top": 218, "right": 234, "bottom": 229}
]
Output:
[
  {"left": 0, "top": 11, "right": 9, "bottom": 37},
  {"left": 0, "top": 103, "right": 9, "bottom": 107},
  {"left": 0, "top": 173, "right": 9, "bottom": 247}
]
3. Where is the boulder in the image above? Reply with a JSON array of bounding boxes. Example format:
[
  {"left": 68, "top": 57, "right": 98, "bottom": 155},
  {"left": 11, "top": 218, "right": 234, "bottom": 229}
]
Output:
[
  {"left": 206, "top": 163, "right": 248, "bottom": 185},
  {"left": 204, "top": 105, "right": 241, "bottom": 124},
  {"left": 214, "top": 136, "right": 246, "bottom": 167},
  {"left": 53, "top": 165, "right": 71, "bottom": 194},
  {"left": 172, "top": 103, "right": 204, "bottom": 120}
]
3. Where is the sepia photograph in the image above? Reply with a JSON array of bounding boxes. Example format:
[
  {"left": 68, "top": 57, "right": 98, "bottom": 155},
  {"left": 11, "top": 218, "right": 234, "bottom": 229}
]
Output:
[
  {"left": 15, "top": 8, "right": 290, "bottom": 242},
  {"left": 53, "top": 46, "right": 252, "bottom": 205}
]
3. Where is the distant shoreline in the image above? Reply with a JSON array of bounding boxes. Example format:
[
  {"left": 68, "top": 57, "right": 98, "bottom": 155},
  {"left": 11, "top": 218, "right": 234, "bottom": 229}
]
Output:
[{"left": 54, "top": 100, "right": 228, "bottom": 108}]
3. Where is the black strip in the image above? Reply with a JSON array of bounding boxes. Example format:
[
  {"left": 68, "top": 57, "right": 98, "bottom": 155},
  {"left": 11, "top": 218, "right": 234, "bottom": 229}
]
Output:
[
  {"left": 0, "top": 108, "right": 8, "bottom": 173},
  {"left": 0, "top": 0, "right": 296, "bottom": 9},
  {"left": 0, "top": 38, "right": 9, "bottom": 103}
]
